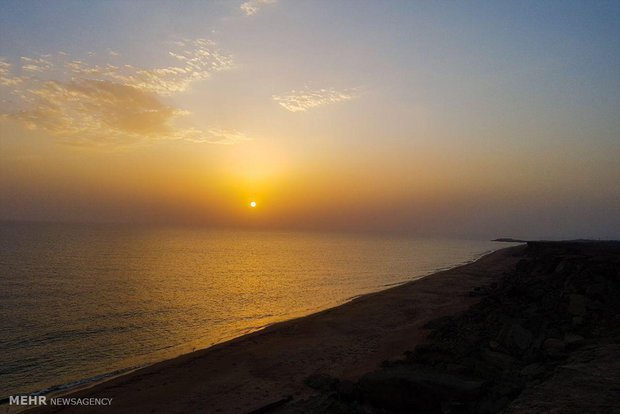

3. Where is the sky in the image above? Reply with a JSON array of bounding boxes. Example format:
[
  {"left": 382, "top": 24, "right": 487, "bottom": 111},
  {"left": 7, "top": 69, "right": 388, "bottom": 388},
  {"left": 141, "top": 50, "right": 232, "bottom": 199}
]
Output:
[{"left": 1, "top": 0, "right": 619, "bottom": 239}]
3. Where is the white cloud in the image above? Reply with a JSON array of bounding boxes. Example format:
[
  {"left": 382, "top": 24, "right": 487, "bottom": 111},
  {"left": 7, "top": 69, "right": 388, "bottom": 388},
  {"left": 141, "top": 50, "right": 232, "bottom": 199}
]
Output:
[
  {"left": 240, "top": 0, "right": 276, "bottom": 16},
  {"left": 273, "top": 87, "right": 356, "bottom": 112}
]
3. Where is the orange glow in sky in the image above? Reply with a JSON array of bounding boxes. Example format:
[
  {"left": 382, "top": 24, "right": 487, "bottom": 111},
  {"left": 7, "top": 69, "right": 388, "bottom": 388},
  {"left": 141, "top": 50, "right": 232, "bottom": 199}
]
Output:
[{"left": 0, "top": 2, "right": 619, "bottom": 239}]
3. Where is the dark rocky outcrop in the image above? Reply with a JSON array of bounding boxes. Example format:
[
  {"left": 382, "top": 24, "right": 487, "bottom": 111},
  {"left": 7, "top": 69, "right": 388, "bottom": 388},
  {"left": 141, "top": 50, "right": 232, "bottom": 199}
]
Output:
[{"left": 280, "top": 241, "right": 620, "bottom": 413}]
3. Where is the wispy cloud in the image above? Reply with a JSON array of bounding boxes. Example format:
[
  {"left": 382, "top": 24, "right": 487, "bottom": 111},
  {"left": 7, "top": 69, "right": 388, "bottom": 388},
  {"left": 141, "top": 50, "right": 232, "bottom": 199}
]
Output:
[
  {"left": 20, "top": 56, "right": 53, "bottom": 72},
  {"left": 273, "top": 87, "right": 356, "bottom": 112},
  {"left": 175, "top": 127, "right": 251, "bottom": 144},
  {"left": 10, "top": 79, "right": 177, "bottom": 144},
  {"left": 0, "top": 60, "right": 23, "bottom": 86},
  {"left": 240, "top": 0, "right": 276, "bottom": 16},
  {"left": 0, "top": 39, "right": 246, "bottom": 147},
  {"left": 66, "top": 39, "right": 233, "bottom": 95}
]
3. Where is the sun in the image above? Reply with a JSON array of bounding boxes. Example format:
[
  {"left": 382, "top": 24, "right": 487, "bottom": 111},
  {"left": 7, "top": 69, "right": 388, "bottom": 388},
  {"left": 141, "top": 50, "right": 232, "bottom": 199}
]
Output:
[{"left": 250, "top": 201, "right": 257, "bottom": 208}]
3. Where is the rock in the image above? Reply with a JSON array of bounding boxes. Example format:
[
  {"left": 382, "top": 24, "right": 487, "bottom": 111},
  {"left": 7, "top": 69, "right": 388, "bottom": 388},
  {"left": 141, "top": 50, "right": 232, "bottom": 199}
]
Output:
[
  {"left": 478, "top": 396, "right": 510, "bottom": 414},
  {"left": 420, "top": 371, "right": 484, "bottom": 400},
  {"left": 423, "top": 316, "right": 454, "bottom": 330},
  {"left": 515, "top": 259, "right": 530, "bottom": 273},
  {"left": 358, "top": 369, "right": 440, "bottom": 412},
  {"left": 527, "top": 288, "right": 545, "bottom": 300},
  {"left": 568, "top": 294, "right": 587, "bottom": 316},
  {"left": 564, "top": 333, "right": 585, "bottom": 349},
  {"left": 586, "top": 283, "right": 607, "bottom": 300},
  {"left": 493, "top": 380, "right": 524, "bottom": 398},
  {"left": 336, "top": 380, "right": 358, "bottom": 402},
  {"left": 409, "top": 343, "right": 453, "bottom": 365},
  {"left": 358, "top": 367, "right": 484, "bottom": 411},
  {"left": 510, "top": 324, "right": 533, "bottom": 350},
  {"left": 414, "top": 343, "right": 449, "bottom": 354},
  {"left": 250, "top": 396, "right": 293, "bottom": 414},
  {"left": 554, "top": 260, "right": 571, "bottom": 273},
  {"left": 543, "top": 338, "right": 565, "bottom": 357},
  {"left": 304, "top": 373, "right": 338, "bottom": 391},
  {"left": 483, "top": 350, "right": 517, "bottom": 370},
  {"left": 587, "top": 299, "right": 604, "bottom": 311},
  {"left": 284, "top": 394, "right": 352, "bottom": 414},
  {"left": 520, "top": 363, "right": 544, "bottom": 379},
  {"left": 524, "top": 304, "right": 541, "bottom": 316},
  {"left": 444, "top": 363, "right": 469, "bottom": 375},
  {"left": 497, "top": 324, "right": 513, "bottom": 348},
  {"left": 473, "top": 359, "right": 501, "bottom": 379}
]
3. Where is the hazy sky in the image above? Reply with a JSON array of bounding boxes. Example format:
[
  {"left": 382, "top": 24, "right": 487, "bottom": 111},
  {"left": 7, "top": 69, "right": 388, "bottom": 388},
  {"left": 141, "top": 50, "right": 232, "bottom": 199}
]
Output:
[{"left": 1, "top": 0, "right": 619, "bottom": 239}]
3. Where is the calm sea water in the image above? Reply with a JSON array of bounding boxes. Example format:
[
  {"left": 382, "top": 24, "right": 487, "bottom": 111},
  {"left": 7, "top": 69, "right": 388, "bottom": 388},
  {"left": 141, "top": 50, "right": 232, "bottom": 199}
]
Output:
[{"left": 0, "top": 222, "right": 509, "bottom": 399}]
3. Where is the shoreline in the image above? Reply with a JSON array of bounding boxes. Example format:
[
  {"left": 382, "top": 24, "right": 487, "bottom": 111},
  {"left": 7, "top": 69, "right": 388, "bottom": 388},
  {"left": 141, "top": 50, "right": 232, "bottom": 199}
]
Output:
[
  {"left": 23, "top": 244, "right": 525, "bottom": 413},
  {"left": 4, "top": 244, "right": 509, "bottom": 408},
  {"left": 287, "top": 240, "right": 620, "bottom": 413}
]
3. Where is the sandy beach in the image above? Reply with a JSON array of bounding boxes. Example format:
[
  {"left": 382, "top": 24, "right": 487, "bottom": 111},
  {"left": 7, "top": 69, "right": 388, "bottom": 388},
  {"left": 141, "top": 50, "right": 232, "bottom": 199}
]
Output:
[{"left": 25, "top": 246, "right": 524, "bottom": 413}]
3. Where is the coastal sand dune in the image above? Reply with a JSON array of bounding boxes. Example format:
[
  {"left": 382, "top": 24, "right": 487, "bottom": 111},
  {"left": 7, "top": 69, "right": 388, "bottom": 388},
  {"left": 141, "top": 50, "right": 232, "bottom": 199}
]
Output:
[{"left": 29, "top": 246, "right": 524, "bottom": 413}]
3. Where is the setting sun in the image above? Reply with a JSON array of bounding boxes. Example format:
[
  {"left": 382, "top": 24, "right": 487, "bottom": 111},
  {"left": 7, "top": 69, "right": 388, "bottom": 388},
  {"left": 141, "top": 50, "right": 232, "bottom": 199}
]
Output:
[{"left": 250, "top": 201, "right": 257, "bottom": 208}]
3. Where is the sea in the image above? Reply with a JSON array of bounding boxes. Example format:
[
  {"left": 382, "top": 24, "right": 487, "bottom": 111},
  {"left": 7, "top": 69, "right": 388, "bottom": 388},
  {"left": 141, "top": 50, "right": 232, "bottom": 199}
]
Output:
[{"left": 0, "top": 222, "right": 513, "bottom": 400}]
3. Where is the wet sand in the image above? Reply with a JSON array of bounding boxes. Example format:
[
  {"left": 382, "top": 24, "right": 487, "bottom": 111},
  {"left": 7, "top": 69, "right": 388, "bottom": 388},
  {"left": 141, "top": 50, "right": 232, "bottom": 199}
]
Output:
[{"left": 30, "top": 245, "right": 525, "bottom": 413}]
